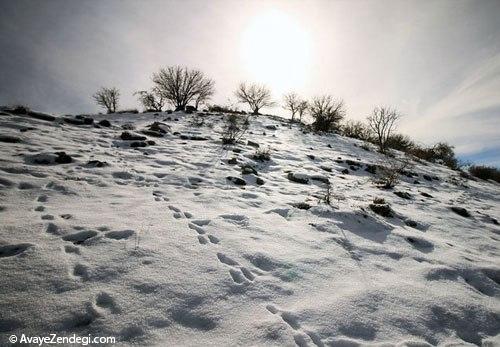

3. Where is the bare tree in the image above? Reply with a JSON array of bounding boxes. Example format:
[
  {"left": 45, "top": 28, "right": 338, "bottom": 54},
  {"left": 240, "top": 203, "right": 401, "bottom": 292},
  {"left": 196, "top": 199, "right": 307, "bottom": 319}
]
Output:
[
  {"left": 309, "top": 95, "right": 345, "bottom": 132},
  {"left": 93, "top": 87, "right": 119, "bottom": 114},
  {"left": 152, "top": 66, "right": 215, "bottom": 111},
  {"left": 194, "top": 84, "right": 215, "bottom": 110},
  {"left": 297, "top": 100, "right": 308, "bottom": 123},
  {"left": 283, "top": 92, "right": 304, "bottom": 122},
  {"left": 367, "top": 106, "right": 400, "bottom": 153},
  {"left": 235, "top": 82, "right": 274, "bottom": 115},
  {"left": 134, "top": 87, "right": 166, "bottom": 112}
]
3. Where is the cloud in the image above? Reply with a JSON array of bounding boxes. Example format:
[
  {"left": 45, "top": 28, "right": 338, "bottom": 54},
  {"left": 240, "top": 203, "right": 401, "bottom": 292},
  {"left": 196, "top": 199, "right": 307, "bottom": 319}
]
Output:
[{"left": 402, "top": 53, "right": 500, "bottom": 163}]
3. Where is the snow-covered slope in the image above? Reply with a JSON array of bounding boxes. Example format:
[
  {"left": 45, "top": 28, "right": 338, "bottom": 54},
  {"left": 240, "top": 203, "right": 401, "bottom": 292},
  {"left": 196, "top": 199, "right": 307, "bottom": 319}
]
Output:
[{"left": 1, "top": 110, "right": 499, "bottom": 346}]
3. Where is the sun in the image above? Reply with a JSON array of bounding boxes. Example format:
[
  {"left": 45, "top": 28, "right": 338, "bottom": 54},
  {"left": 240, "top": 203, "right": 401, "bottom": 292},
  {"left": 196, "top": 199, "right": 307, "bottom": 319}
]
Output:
[{"left": 240, "top": 10, "right": 311, "bottom": 95}]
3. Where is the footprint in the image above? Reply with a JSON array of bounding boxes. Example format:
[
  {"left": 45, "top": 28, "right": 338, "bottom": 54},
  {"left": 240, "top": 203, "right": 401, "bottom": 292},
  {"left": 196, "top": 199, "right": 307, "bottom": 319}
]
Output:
[
  {"left": 95, "top": 292, "right": 120, "bottom": 313},
  {"left": 60, "top": 214, "right": 73, "bottom": 219},
  {"left": 0, "top": 177, "right": 14, "bottom": 188},
  {"left": 62, "top": 230, "right": 98, "bottom": 244},
  {"left": 37, "top": 195, "right": 48, "bottom": 202},
  {"left": 188, "top": 223, "right": 205, "bottom": 234},
  {"left": 266, "top": 304, "right": 278, "bottom": 314},
  {"left": 191, "top": 219, "right": 211, "bottom": 227},
  {"left": 207, "top": 235, "right": 219, "bottom": 244},
  {"left": 64, "top": 245, "right": 80, "bottom": 254},
  {"left": 216, "top": 253, "right": 239, "bottom": 266},
  {"left": 294, "top": 333, "right": 321, "bottom": 347},
  {"left": 105, "top": 229, "right": 134, "bottom": 240},
  {"left": 41, "top": 214, "right": 55, "bottom": 220},
  {"left": 73, "top": 263, "right": 90, "bottom": 281},
  {"left": 265, "top": 304, "right": 324, "bottom": 347},
  {"left": 240, "top": 267, "right": 255, "bottom": 281},
  {"left": 198, "top": 235, "right": 208, "bottom": 244},
  {"left": 280, "top": 311, "right": 301, "bottom": 330},
  {"left": 219, "top": 214, "right": 249, "bottom": 226},
  {"left": 168, "top": 205, "right": 181, "bottom": 213},
  {"left": 35, "top": 205, "right": 45, "bottom": 212},
  {"left": 18, "top": 182, "right": 39, "bottom": 190},
  {"left": 59, "top": 304, "right": 97, "bottom": 329},
  {"left": 173, "top": 212, "right": 183, "bottom": 219},
  {"left": 229, "top": 269, "right": 247, "bottom": 284},
  {"left": 184, "top": 212, "right": 193, "bottom": 218},
  {"left": 46, "top": 223, "right": 62, "bottom": 235},
  {"left": 405, "top": 236, "right": 434, "bottom": 253}
]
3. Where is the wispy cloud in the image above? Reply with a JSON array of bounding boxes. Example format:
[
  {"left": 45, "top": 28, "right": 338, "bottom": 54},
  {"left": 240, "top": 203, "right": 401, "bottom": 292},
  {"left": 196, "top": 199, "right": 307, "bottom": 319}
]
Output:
[{"left": 402, "top": 52, "right": 500, "bottom": 162}]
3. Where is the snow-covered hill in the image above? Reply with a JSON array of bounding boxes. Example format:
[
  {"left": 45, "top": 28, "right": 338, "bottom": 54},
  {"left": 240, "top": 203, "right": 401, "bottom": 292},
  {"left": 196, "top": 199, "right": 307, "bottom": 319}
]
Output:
[{"left": 1, "top": 109, "right": 499, "bottom": 346}]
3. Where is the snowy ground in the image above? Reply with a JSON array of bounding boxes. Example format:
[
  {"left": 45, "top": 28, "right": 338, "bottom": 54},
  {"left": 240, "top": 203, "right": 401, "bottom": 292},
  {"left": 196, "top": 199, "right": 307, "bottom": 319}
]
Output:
[{"left": 0, "top": 109, "right": 499, "bottom": 346}]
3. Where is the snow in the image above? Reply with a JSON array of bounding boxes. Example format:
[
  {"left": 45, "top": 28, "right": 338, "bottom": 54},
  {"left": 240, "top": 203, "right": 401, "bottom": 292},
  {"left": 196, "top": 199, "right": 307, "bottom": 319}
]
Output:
[{"left": 0, "top": 109, "right": 499, "bottom": 346}]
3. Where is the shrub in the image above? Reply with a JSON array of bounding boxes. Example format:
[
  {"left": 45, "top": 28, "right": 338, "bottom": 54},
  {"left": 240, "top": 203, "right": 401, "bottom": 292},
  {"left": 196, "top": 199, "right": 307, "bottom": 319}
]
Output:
[
  {"left": 253, "top": 147, "right": 271, "bottom": 161},
  {"left": 374, "top": 157, "right": 412, "bottom": 188},
  {"left": 409, "top": 142, "right": 458, "bottom": 170},
  {"left": 188, "top": 113, "right": 206, "bottom": 127},
  {"left": 185, "top": 105, "right": 197, "bottom": 114},
  {"left": 386, "top": 133, "right": 415, "bottom": 152},
  {"left": 360, "top": 143, "right": 372, "bottom": 151},
  {"left": 341, "top": 120, "right": 372, "bottom": 141},
  {"left": 208, "top": 104, "right": 244, "bottom": 114},
  {"left": 221, "top": 114, "right": 250, "bottom": 144},
  {"left": 134, "top": 87, "right": 165, "bottom": 112},
  {"left": 432, "top": 142, "right": 458, "bottom": 170},
  {"left": 117, "top": 109, "right": 139, "bottom": 114},
  {"left": 369, "top": 198, "right": 394, "bottom": 217},
  {"left": 309, "top": 95, "right": 345, "bottom": 132},
  {"left": 10, "top": 105, "right": 31, "bottom": 114},
  {"left": 319, "top": 183, "right": 333, "bottom": 205},
  {"left": 468, "top": 165, "right": 500, "bottom": 183}
]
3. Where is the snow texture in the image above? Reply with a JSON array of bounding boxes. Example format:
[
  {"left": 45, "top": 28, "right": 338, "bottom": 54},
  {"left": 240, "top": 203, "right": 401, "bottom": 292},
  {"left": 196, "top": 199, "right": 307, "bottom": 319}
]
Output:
[{"left": 0, "top": 109, "right": 499, "bottom": 346}]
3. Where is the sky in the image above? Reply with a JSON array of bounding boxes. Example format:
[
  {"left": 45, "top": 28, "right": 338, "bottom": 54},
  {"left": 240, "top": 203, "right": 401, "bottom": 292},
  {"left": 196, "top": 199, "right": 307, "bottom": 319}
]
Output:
[{"left": 1, "top": 0, "right": 499, "bottom": 166}]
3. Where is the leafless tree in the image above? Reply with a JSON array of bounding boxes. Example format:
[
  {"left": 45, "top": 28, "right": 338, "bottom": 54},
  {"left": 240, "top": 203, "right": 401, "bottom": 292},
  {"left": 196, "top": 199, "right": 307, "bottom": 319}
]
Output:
[
  {"left": 367, "top": 106, "right": 400, "bottom": 153},
  {"left": 283, "top": 92, "right": 299, "bottom": 121},
  {"left": 309, "top": 95, "right": 345, "bottom": 132},
  {"left": 194, "top": 85, "right": 215, "bottom": 110},
  {"left": 134, "top": 87, "right": 166, "bottom": 112},
  {"left": 235, "top": 82, "right": 275, "bottom": 115},
  {"left": 297, "top": 100, "right": 308, "bottom": 123},
  {"left": 93, "top": 87, "right": 119, "bottom": 114},
  {"left": 152, "top": 66, "right": 215, "bottom": 111},
  {"left": 283, "top": 92, "right": 305, "bottom": 122}
]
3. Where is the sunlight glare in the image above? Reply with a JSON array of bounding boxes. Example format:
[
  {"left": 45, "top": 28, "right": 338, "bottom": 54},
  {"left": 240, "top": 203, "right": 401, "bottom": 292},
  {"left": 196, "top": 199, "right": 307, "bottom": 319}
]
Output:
[{"left": 240, "top": 10, "right": 311, "bottom": 95}]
